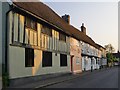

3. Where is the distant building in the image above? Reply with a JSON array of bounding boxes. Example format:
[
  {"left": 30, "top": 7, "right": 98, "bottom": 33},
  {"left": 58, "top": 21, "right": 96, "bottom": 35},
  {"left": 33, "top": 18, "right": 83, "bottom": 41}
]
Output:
[
  {"left": 112, "top": 51, "right": 120, "bottom": 66},
  {"left": 70, "top": 37, "right": 82, "bottom": 74},
  {"left": 96, "top": 44, "right": 107, "bottom": 68}
]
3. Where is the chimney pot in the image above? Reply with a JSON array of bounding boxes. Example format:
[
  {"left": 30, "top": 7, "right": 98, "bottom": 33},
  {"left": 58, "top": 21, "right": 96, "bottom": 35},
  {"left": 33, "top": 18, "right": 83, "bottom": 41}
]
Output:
[
  {"left": 82, "top": 23, "right": 84, "bottom": 26},
  {"left": 62, "top": 14, "right": 70, "bottom": 24},
  {"left": 81, "top": 23, "right": 86, "bottom": 35}
]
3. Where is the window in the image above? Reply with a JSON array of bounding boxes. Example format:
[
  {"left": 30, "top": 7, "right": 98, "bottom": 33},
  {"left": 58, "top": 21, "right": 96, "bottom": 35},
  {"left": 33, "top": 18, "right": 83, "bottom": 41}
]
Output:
[
  {"left": 96, "top": 59, "right": 99, "bottom": 64},
  {"left": 25, "top": 48, "right": 34, "bottom": 67},
  {"left": 26, "top": 17, "right": 37, "bottom": 31},
  {"left": 41, "top": 25, "right": 52, "bottom": 36},
  {"left": 60, "top": 54, "right": 67, "bottom": 66},
  {"left": 42, "top": 51, "right": 52, "bottom": 67},
  {"left": 59, "top": 33, "right": 66, "bottom": 42},
  {"left": 76, "top": 57, "right": 80, "bottom": 65}
]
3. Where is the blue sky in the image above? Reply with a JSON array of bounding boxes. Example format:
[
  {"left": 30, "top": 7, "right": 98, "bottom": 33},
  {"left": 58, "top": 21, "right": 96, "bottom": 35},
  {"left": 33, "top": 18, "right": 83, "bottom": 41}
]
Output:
[{"left": 41, "top": 1, "right": 118, "bottom": 52}]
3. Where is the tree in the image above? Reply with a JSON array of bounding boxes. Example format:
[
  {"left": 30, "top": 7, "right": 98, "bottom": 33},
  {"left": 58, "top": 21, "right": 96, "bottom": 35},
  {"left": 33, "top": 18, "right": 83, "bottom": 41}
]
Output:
[
  {"left": 106, "top": 53, "right": 113, "bottom": 63},
  {"left": 105, "top": 44, "right": 115, "bottom": 67},
  {"left": 105, "top": 44, "right": 115, "bottom": 53}
]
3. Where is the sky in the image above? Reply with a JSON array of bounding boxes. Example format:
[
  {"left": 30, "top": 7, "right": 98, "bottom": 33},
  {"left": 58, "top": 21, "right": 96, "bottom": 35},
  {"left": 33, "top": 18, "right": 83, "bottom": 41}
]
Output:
[{"left": 41, "top": 1, "right": 118, "bottom": 52}]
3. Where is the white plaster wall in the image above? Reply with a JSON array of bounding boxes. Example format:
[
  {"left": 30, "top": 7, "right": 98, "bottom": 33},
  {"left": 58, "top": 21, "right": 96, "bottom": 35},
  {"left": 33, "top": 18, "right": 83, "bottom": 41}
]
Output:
[
  {"left": 102, "top": 58, "right": 107, "bottom": 65},
  {"left": 86, "top": 57, "right": 91, "bottom": 71},
  {"left": 96, "top": 64, "right": 100, "bottom": 69},
  {"left": 96, "top": 59, "right": 100, "bottom": 69},
  {"left": 8, "top": 46, "right": 70, "bottom": 79},
  {"left": 92, "top": 58, "right": 96, "bottom": 70},
  {"left": 82, "top": 57, "right": 85, "bottom": 71}
]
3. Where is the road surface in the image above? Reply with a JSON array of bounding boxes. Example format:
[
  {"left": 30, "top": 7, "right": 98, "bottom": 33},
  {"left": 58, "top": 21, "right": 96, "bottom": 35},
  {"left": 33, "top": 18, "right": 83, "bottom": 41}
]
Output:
[{"left": 46, "top": 67, "right": 119, "bottom": 88}]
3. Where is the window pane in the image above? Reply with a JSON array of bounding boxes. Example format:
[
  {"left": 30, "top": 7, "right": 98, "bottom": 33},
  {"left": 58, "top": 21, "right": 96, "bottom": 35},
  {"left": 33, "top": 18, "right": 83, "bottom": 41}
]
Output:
[
  {"left": 26, "top": 17, "right": 37, "bottom": 31},
  {"left": 42, "top": 51, "right": 52, "bottom": 67},
  {"left": 60, "top": 54, "right": 67, "bottom": 66},
  {"left": 25, "top": 48, "right": 34, "bottom": 67},
  {"left": 59, "top": 33, "right": 66, "bottom": 42},
  {"left": 26, "top": 17, "right": 31, "bottom": 28},
  {"left": 41, "top": 25, "right": 52, "bottom": 36}
]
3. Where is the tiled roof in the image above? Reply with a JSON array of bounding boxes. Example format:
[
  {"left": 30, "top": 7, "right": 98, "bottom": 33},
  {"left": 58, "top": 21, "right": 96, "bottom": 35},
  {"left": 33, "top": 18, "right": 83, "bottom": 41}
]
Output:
[
  {"left": 12, "top": 1, "right": 99, "bottom": 49},
  {"left": 95, "top": 43, "right": 105, "bottom": 50}
]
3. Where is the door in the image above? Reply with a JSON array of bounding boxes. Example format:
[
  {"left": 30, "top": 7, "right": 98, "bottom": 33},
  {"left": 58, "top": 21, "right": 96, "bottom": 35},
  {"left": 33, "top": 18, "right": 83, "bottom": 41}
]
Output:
[{"left": 71, "top": 56, "right": 74, "bottom": 72}]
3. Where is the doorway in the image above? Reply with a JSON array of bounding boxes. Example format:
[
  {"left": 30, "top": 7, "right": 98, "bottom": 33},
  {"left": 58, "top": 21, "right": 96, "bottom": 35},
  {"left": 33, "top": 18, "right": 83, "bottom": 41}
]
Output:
[{"left": 71, "top": 56, "right": 74, "bottom": 72}]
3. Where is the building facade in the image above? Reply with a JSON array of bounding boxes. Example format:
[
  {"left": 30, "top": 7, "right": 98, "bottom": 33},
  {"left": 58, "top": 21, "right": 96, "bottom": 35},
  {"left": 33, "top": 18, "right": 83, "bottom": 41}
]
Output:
[
  {"left": 81, "top": 41, "right": 99, "bottom": 71},
  {"left": 3, "top": 2, "right": 72, "bottom": 86},
  {"left": 96, "top": 44, "right": 107, "bottom": 68},
  {"left": 70, "top": 37, "right": 82, "bottom": 74},
  {"left": 1, "top": 1, "right": 107, "bottom": 86}
]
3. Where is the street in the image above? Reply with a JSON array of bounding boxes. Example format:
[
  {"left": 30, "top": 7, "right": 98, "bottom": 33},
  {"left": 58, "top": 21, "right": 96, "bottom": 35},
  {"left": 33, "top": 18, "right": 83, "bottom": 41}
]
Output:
[{"left": 45, "top": 67, "right": 119, "bottom": 88}]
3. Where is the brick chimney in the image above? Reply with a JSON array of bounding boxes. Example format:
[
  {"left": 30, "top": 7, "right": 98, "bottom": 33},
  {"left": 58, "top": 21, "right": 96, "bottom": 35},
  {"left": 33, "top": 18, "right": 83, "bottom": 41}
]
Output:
[
  {"left": 81, "top": 23, "right": 86, "bottom": 35},
  {"left": 62, "top": 14, "right": 70, "bottom": 24}
]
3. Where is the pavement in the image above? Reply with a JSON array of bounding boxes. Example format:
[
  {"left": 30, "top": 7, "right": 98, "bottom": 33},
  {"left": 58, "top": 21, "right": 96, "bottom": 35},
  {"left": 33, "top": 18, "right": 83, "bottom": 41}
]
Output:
[
  {"left": 7, "top": 67, "right": 118, "bottom": 89},
  {"left": 9, "top": 72, "right": 81, "bottom": 88}
]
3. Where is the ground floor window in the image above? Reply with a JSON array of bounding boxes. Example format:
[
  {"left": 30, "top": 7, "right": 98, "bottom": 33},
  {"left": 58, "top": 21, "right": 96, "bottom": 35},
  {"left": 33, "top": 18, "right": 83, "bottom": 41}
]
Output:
[
  {"left": 25, "top": 48, "right": 34, "bottom": 67},
  {"left": 42, "top": 51, "right": 52, "bottom": 67},
  {"left": 60, "top": 54, "right": 67, "bottom": 66},
  {"left": 96, "top": 59, "right": 98, "bottom": 64}
]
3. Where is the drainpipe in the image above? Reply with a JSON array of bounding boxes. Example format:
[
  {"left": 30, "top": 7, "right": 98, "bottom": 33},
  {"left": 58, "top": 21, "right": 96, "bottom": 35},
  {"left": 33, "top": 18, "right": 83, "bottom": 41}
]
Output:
[
  {"left": 5, "top": 5, "right": 14, "bottom": 71},
  {"left": 3, "top": 4, "right": 14, "bottom": 87}
]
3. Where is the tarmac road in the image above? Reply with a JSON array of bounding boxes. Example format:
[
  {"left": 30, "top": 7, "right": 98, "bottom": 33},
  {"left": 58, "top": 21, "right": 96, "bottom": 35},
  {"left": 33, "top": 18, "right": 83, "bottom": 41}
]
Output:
[{"left": 46, "top": 67, "right": 119, "bottom": 88}]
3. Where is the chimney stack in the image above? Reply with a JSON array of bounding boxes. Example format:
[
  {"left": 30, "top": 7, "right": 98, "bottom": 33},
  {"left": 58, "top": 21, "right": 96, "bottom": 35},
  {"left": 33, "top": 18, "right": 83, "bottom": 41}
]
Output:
[
  {"left": 62, "top": 14, "right": 70, "bottom": 24},
  {"left": 117, "top": 50, "right": 120, "bottom": 53},
  {"left": 81, "top": 23, "right": 86, "bottom": 35}
]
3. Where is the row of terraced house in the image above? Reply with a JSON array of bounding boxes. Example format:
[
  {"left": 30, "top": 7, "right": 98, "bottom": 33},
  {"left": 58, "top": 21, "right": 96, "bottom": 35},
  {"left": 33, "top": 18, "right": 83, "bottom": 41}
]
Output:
[{"left": 0, "top": 1, "right": 107, "bottom": 86}]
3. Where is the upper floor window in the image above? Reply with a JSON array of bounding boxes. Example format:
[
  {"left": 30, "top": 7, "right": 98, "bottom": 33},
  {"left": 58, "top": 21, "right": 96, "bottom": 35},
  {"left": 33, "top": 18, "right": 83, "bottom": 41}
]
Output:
[
  {"left": 41, "top": 25, "right": 52, "bottom": 36},
  {"left": 59, "top": 32, "right": 66, "bottom": 42},
  {"left": 26, "top": 17, "right": 37, "bottom": 31}
]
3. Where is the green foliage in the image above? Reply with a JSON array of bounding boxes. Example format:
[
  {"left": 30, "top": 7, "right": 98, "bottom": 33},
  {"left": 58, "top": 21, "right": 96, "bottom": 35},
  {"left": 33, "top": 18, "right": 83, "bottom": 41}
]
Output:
[
  {"left": 2, "top": 72, "right": 9, "bottom": 87},
  {"left": 106, "top": 53, "right": 119, "bottom": 63},
  {"left": 113, "top": 57, "right": 119, "bottom": 62},
  {"left": 106, "top": 53, "right": 112, "bottom": 63},
  {"left": 2, "top": 64, "right": 9, "bottom": 87}
]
